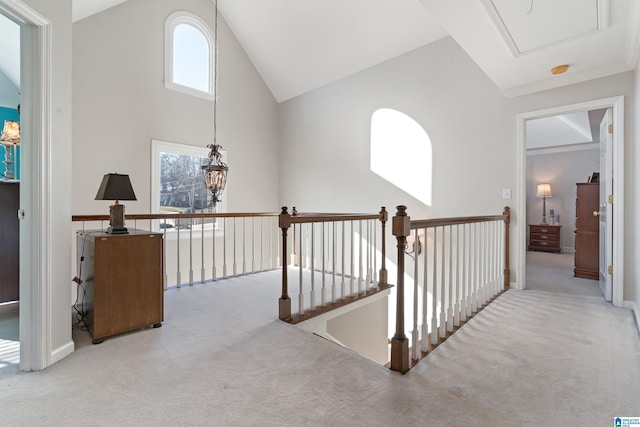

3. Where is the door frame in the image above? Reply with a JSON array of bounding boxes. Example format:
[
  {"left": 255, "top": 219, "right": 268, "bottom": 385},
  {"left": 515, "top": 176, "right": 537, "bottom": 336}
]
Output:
[
  {"left": 0, "top": 0, "right": 53, "bottom": 370},
  {"left": 515, "top": 96, "right": 624, "bottom": 307}
]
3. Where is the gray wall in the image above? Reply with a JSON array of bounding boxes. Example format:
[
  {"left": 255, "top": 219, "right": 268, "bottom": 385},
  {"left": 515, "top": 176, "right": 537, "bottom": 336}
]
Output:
[
  {"left": 279, "top": 36, "right": 513, "bottom": 219},
  {"left": 526, "top": 148, "right": 599, "bottom": 252},
  {"left": 633, "top": 67, "right": 640, "bottom": 316},
  {"left": 72, "top": 0, "right": 280, "bottom": 215},
  {"left": 278, "top": 35, "right": 635, "bottom": 294}
]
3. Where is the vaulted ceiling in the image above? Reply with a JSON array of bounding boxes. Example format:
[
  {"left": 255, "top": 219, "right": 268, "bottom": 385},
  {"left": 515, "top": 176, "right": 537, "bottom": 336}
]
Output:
[
  {"left": 10, "top": 0, "right": 634, "bottom": 105},
  {"left": 71, "top": 0, "right": 639, "bottom": 102},
  {"left": 0, "top": 0, "right": 606, "bottom": 104}
]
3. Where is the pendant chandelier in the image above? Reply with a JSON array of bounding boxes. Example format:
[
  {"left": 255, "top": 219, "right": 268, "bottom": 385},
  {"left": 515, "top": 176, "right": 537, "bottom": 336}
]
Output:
[
  {"left": 201, "top": 0, "right": 228, "bottom": 205},
  {"left": 201, "top": 143, "right": 228, "bottom": 204}
]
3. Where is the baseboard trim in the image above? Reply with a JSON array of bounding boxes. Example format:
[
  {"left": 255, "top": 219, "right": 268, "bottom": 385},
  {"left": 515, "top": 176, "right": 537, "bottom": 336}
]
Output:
[
  {"left": 623, "top": 300, "right": 640, "bottom": 335},
  {"left": 50, "top": 340, "right": 75, "bottom": 366}
]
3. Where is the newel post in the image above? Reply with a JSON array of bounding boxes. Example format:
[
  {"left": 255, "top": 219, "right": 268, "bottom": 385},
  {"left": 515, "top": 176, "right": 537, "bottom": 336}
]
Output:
[
  {"left": 503, "top": 206, "right": 511, "bottom": 289},
  {"left": 390, "top": 205, "right": 410, "bottom": 373},
  {"left": 378, "top": 206, "right": 388, "bottom": 286},
  {"left": 279, "top": 207, "right": 292, "bottom": 321}
]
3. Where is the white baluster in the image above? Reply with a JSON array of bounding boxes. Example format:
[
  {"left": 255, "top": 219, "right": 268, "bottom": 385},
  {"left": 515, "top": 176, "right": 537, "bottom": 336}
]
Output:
[
  {"left": 412, "top": 228, "right": 419, "bottom": 361},
  {"left": 176, "top": 223, "right": 181, "bottom": 288},
  {"left": 431, "top": 226, "right": 438, "bottom": 346},
  {"left": 421, "top": 226, "right": 429, "bottom": 353},
  {"left": 188, "top": 219, "right": 194, "bottom": 286},
  {"left": 439, "top": 226, "right": 446, "bottom": 339},
  {"left": 454, "top": 224, "right": 461, "bottom": 327},
  {"left": 332, "top": 221, "right": 336, "bottom": 303},
  {"left": 201, "top": 217, "right": 205, "bottom": 283}
]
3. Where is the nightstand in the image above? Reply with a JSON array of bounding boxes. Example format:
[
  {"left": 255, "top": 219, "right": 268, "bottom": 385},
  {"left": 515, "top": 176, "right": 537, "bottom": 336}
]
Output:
[{"left": 528, "top": 224, "right": 561, "bottom": 253}]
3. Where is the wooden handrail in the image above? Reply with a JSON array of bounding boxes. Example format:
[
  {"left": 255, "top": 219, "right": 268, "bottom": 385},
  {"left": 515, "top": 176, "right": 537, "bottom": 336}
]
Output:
[
  {"left": 410, "top": 214, "right": 506, "bottom": 229},
  {"left": 72, "top": 212, "right": 279, "bottom": 222},
  {"left": 290, "top": 213, "right": 383, "bottom": 224}
]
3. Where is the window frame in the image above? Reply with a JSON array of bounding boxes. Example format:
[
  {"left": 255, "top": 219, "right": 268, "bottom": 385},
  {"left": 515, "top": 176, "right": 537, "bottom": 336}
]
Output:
[{"left": 164, "top": 11, "right": 215, "bottom": 101}]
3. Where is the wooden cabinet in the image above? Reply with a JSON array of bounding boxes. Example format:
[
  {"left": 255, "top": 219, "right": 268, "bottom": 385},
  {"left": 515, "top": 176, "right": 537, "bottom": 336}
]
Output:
[
  {"left": 574, "top": 183, "right": 599, "bottom": 279},
  {"left": 0, "top": 181, "right": 19, "bottom": 304},
  {"left": 528, "top": 224, "right": 561, "bottom": 253},
  {"left": 77, "top": 230, "right": 164, "bottom": 343}
]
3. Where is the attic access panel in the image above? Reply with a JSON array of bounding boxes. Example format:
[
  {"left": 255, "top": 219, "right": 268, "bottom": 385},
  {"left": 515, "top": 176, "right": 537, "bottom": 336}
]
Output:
[{"left": 482, "top": 0, "right": 606, "bottom": 55}]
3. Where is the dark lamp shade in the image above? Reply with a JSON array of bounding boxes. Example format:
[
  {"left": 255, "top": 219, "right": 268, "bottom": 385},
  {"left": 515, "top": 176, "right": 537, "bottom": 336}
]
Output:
[{"left": 95, "top": 173, "right": 137, "bottom": 201}]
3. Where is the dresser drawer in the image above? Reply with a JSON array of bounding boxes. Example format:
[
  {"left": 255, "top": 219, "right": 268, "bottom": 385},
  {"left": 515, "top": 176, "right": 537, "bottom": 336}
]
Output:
[
  {"left": 529, "top": 225, "right": 560, "bottom": 236},
  {"left": 530, "top": 232, "right": 559, "bottom": 243}
]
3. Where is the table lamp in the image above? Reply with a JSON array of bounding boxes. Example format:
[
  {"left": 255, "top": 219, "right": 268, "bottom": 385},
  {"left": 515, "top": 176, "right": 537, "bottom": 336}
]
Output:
[
  {"left": 536, "top": 183, "right": 552, "bottom": 225},
  {"left": 0, "top": 120, "right": 20, "bottom": 180},
  {"left": 95, "top": 173, "right": 137, "bottom": 234}
]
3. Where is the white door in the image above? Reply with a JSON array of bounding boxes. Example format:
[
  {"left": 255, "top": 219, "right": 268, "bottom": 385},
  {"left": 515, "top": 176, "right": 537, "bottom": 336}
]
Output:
[{"left": 598, "top": 108, "right": 613, "bottom": 301}]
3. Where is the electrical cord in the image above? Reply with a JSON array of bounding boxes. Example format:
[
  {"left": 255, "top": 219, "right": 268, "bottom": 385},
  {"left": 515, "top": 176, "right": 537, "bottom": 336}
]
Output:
[{"left": 72, "top": 231, "right": 99, "bottom": 331}]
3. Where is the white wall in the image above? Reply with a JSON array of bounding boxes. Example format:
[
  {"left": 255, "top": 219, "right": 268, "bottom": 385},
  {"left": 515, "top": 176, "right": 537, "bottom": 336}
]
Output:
[
  {"left": 279, "top": 37, "right": 512, "bottom": 220},
  {"left": 278, "top": 36, "right": 635, "bottom": 294},
  {"left": 72, "top": 0, "right": 280, "bottom": 216},
  {"left": 526, "top": 148, "right": 599, "bottom": 252},
  {"left": 632, "top": 66, "right": 640, "bottom": 326}
]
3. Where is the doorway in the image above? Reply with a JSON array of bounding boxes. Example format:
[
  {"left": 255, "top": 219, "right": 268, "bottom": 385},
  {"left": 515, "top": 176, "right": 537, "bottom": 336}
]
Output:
[
  {"left": 0, "top": 0, "right": 59, "bottom": 372},
  {"left": 515, "top": 96, "right": 625, "bottom": 307},
  {"left": 0, "top": 6, "right": 21, "bottom": 378}
]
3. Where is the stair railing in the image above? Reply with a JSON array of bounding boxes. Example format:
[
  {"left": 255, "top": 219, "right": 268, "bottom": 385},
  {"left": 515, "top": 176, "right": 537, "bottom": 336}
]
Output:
[
  {"left": 278, "top": 207, "right": 390, "bottom": 323},
  {"left": 390, "top": 206, "right": 511, "bottom": 373},
  {"left": 72, "top": 212, "right": 280, "bottom": 289}
]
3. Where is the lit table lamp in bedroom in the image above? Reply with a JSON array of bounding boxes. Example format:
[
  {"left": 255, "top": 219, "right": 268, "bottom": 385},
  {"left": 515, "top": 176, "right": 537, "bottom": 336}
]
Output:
[
  {"left": 95, "top": 173, "right": 137, "bottom": 234},
  {"left": 536, "top": 183, "right": 552, "bottom": 225},
  {"left": 0, "top": 120, "right": 20, "bottom": 180}
]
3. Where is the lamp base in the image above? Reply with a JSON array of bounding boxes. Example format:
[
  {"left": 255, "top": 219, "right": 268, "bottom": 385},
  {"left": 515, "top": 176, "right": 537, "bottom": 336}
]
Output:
[
  {"left": 107, "top": 226, "right": 129, "bottom": 235},
  {"left": 108, "top": 202, "right": 128, "bottom": 234}
]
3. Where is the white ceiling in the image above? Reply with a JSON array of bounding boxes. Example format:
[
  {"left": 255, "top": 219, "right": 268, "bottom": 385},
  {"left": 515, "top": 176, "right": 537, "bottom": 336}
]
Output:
[
  {"left": 20, "top": 0, "right": 637, "bottom": 103},
  {"left": 70, "top": 0, "right": 640, "bottom": 102}
]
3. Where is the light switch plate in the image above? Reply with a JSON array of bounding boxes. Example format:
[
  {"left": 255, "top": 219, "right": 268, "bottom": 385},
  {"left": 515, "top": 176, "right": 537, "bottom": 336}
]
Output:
[{"left": 502, "top": 188, "right": 512, "bottom": 200}]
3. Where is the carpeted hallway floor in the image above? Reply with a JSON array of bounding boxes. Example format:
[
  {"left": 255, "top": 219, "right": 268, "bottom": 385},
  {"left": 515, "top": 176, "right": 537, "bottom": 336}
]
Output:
[{"left": 0, "top": 255, "right": 638, "bottom": 426}]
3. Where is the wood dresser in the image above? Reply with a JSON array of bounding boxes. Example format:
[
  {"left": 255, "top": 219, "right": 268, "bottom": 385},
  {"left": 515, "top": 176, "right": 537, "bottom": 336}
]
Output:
[
  {"left": 574, "top": 182, "right": 599, "bottom": 279},
  {"left": 528, "top": 224, "right": 561, "bottom": 253},
  {"left": 0, "top": 181, "right": 19, "bottom": 304},
  {"left": 77, "top": 229, "right": 164, "bottom": 344}
]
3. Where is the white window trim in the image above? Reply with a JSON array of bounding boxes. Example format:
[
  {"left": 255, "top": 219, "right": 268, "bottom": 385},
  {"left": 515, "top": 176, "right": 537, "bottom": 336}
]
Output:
[{"left": 164, "top": 11, "right": 214, "bottom": 100}]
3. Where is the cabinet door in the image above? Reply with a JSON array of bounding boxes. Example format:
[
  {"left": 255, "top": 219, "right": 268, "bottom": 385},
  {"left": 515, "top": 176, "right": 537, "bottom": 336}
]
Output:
[
  {"left": 0, "top": 183, "right": 19, "bottom": 303},
  {"left": 93, "top": 234, "right": 163, "bottom": 338}
]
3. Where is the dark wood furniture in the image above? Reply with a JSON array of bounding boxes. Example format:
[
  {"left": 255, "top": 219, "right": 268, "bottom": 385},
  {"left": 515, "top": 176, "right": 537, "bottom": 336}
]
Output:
[
  {"left": 574, "top": 183, "right": 600, "bottom": 279},
  {"left": 0, "top": 181, "right": 19, "bottom": 304},
  {"left": 528, "top": 224, "right": 561, "bottom": 253},
  {"left": 77, "top": 229, "right": 164, "bottom": 343}
]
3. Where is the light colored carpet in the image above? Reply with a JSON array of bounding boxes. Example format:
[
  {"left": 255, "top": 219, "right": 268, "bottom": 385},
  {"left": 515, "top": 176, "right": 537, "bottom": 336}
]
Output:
[
  {"left": 0, "top": 270, "right": 638, "bottom": 426},
  {"left": 525, "top": 251, "right": 602, "bottom": 297},
  {"left": 0, "top": 302, "right": 19, "bottom": 380}
]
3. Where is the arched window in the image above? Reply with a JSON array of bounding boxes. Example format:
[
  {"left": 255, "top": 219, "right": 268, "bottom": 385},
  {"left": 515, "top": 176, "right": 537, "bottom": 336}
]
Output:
[
  {"left": 164, "top": 11, "right": 214, "bottom": 100},
  {"left": 370, "top": 108, "right": 432, "bottom": 206}
]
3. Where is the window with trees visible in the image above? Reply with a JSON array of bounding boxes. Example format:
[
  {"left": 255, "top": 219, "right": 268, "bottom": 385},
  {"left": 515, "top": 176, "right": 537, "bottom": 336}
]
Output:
[
  {"left": 164, "top": 11, "right": 214, "bottom": 100},
  {"left": 151, "top": 140, "right": 226, "bottom": 231}
]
